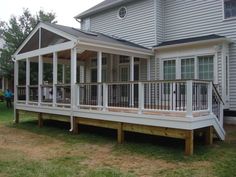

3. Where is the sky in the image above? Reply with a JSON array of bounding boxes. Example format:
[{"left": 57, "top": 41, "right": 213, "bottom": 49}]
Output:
[{"left": 0, "top": 0, "right": 104, "bottom": 28}]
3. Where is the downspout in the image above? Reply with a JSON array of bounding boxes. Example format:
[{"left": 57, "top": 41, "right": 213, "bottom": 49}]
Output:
[{"left": 69, "top": 40, "right": 79, "bottom": 132}]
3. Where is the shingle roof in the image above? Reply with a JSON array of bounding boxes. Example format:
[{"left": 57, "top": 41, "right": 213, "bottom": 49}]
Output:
[
  {"left": 44, "top": 22, "right": 148, "bottom": 50},
  {"left": 154, "top": 34, "right": 226, "bottom": 48},
  {"left": 75, "top": 0, "right": 135, "bottom": 19}
]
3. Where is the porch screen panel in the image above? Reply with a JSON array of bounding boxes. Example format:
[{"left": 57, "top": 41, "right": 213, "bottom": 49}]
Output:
[
  {"left": 163, "top": 60, "right": 176, "bottom": 80},
  {"left": 198, "top": 56, "right": 214, "bottom": 80},
  {"left": 181, "top": 58, "right": 194, "bottom": 79}
]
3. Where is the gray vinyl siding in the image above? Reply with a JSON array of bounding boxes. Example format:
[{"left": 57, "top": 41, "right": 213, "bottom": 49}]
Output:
[
  {"left": 163, "top": 0, "right": 236, "bottom": 110},
  {"left": 155, "top": 0, "right": 164, "bottom": 44},
  {"left": 229, "top": 43, "right": 236, "bottom": 110},
  {"left": 87, "top": 0, "right": 156, "bottom": 48}
]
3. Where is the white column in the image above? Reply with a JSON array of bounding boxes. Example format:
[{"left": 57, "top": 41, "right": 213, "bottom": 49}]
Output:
[
  {"left": 26, "top": 58, "right": 30, "bottom": 104},
  {"left": 176, "top": 58, "right": 181, "bottom": 79},
  {"left": 130, "top": 56, "right": 134, "bottom": 106},
  {"left": 79, "top": 65, "right": 84, "bottom": 83},
  {"left": 14, "top": 60, "right": 19, "bottom": 122},
  {"left": 53, "top": 52, "right": 58, "bottom": 107},
  {"left": 71, "top": 48, "right": 77, "bottom": 109},
  {"left": 38, "top": 55, "right": 43, "bottom": 105},
  {"left": 208, "top": 82, "right": 213, "bottom": 113},
  {"left": 186, "top": 80, "right": 193, "bottom": 118},
  {"left": 138, "top": 82, "right": 144, "bottom": 114},
  {"left": 130, "top": 56, "right": 134, "bottom": 81},
  {"left": 97, "top": 51, "right": 102, "bottom": 107},
  {"left": 97, "top": 51, "right": 102, "bottom": 82}
]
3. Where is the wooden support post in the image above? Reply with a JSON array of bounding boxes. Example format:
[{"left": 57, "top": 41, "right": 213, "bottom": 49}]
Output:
[
  {"left": 38, "top": 113, "right": 43, "bottom": 128},
  {"left": 73, "top": 117, "right": 79, "bottom": 134},
  {"left": 15, "top": 109, "right": 19, "bottom": 124},
  {"left": 117, "top": 123, "right": 124, "bottom": 144},
  {"left": 185, "top": 130, "right": 194, "bottom": 156},
  {"left": 205, "top": 126, "right": 213, "bottom": 145}
]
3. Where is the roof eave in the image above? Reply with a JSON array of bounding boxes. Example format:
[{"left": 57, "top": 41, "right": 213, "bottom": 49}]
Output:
[
  {"left": 152, "top": 38, "right": 232, "bottom": 51},
  {"left": 78, "top": 37, "right": 153, "bottom": 56},
  {"left": 74, "top": 0, "right": 136, "bottom": 19}
]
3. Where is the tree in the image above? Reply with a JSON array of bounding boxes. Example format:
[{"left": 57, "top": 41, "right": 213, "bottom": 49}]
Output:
[{"left": 0, "top": 9, "right": 57, "bottom": 80}]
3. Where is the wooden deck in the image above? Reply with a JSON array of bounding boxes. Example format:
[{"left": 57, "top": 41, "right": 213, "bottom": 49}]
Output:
[{"left": 15, "top": 109, "right": 216, "bottom": 156}]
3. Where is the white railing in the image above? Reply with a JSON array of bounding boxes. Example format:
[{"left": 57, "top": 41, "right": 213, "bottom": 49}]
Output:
[
  {"left": 76, "top": 80, "right": 212, "bottom": 117},
  {"left": 55, "top": 84, "right": 71, "bottom": 106},
  {"left": 77, "top": 83, "right": 103, "bottom": 109},
  {"left": 17, "top": 80, "right": 222, "bottom": 118},
  {"left": 212, "top": 83, "right": 224, "bottom": 125}
]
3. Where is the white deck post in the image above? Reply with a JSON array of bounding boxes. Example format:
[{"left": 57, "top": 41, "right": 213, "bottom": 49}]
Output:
[
  {"left": 71, "top": 48, "right": 77, "bottom": 109},
  {"left": 208, "top": 82, "right": 213, "bottom": 113},
  {"left": 186, "top": 80, "right": 193, "bottom": 118},
  {"left": 103, "top": 83, "right": 108, "bottom": 111},
  {"left": 38, "top": 55, "right": 43, "bottom": 105},
  {"left": 14, "top": 60, "right": 19, "bottom": 122},
  {"left": 130, "top": 56, "right": 134, "bottom": 107},
  {"left": 97, "top": 51, "right": 102, "bottom": 107},
  {"left": 26, "top": 58, "right": 30, "bottom": 104},
  {"left": 138, "top": 82, "right": 144, "bottom": 114},
  {"left": 53, "top": 52, "right": 58, "bottom": 107}
]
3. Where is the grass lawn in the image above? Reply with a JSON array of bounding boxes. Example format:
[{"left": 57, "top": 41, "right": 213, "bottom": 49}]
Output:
[{"left": 0, "top": 102, "right": 236, "bottom": 177}]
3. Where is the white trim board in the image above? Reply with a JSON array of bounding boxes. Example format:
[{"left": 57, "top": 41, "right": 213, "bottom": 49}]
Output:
[{"left": 14, "top": 22, "right": 77, "bottom": 57}]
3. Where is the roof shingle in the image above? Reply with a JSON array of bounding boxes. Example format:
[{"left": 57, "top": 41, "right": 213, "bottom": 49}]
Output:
[{"left": 154, "top": 34, "right": 225, "bottom": 48}]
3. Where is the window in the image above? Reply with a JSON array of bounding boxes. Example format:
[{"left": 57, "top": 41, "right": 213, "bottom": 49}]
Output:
[
  {"left": 181, "top": 58, "right": 195, "bottom": 79},
  {"left": 118, "top": 7, "right": 127, "bottom": 19},
  {"left": 224, "top": 0, "right": 236, "bottom": 19},
  {"left": 198, "top": 56, "right": 214, "bottom": 80},
  {"left": 163, "top": 60, "right": 176, "bottom": 80}
]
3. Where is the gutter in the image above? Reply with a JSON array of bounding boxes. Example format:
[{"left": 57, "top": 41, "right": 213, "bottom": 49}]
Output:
[{"left": 152, "top": 38, "right": 232, "bottom": 51}]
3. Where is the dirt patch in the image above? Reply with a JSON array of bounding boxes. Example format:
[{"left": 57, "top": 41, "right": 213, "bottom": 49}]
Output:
[
  {"left": 0, "top": 125, "right": 65, "bottom": 160},
  {"left": 0, "top": 124, "right": 214, "bottom": 177}
]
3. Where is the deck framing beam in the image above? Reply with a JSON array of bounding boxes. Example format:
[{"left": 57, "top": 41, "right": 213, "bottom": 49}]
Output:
[{"left": 14, "top": 110, "right": 197, "bottom": 155}]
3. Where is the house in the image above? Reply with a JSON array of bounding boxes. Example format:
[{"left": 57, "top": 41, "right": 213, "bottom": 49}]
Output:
[{"left": 13, "top": 0, "right": 236, "bottom": 155}]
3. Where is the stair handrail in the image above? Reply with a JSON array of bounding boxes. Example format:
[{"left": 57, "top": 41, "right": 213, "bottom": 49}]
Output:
[{"left": 212, "top": 82, "right": 224, "bottom": 105}]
